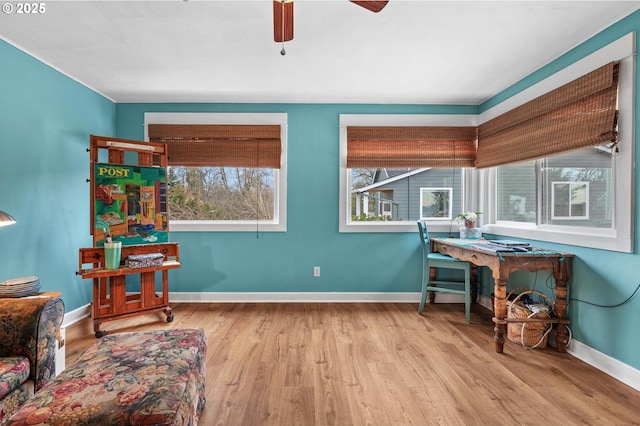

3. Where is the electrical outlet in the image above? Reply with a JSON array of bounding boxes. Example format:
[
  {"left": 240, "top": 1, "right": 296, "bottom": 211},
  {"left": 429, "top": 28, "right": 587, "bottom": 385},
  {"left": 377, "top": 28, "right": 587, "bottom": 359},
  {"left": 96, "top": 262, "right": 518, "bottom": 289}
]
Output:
[{"left": 313, "top": 266, "right": 320, "bottom": 277}]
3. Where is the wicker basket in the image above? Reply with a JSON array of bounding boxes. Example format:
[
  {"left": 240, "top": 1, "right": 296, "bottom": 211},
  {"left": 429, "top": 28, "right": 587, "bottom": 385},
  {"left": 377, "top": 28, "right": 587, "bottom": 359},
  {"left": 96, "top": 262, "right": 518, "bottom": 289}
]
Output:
[{"left": 506, "top": 289, "right": 554, "bottom": 349}]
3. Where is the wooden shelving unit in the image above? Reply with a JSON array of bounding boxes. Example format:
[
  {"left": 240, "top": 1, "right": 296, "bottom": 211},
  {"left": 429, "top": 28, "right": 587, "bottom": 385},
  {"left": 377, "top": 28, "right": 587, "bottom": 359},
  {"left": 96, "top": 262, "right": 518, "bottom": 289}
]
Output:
[{"left": 78, "top": 242, "right": 180, "bottom": 338}]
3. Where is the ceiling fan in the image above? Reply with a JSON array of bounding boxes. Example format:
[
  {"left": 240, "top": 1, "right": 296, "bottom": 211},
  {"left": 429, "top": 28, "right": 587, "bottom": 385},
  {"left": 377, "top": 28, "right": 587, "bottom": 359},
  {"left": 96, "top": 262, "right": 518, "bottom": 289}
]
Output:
[{"left": 274, "top": 0, "right": 389, "bottom": 48}]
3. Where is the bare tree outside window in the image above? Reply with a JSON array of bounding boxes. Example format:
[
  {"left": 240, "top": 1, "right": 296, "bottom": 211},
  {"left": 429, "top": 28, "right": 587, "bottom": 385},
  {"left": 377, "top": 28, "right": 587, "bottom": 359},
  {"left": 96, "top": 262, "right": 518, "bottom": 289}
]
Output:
[{"left": 168, "top": 166, "right": 274, "bottom": 221}]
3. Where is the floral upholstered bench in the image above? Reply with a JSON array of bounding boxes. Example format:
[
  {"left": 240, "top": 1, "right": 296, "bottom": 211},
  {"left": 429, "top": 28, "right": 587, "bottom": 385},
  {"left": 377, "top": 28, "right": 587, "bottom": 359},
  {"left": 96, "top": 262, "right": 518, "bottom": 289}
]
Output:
[{"left": 3, "top": 328, "right": 206, "bottom": 426}]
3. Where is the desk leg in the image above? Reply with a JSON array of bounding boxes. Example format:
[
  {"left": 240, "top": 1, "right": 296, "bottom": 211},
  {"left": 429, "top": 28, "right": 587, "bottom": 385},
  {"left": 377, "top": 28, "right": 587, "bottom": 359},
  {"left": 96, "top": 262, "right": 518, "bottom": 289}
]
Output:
[
  {"left": 493, "top": 276, "right": 508, "bottom": 353},
  {"left": 428, "top": 268, "right": 436, "bottom": 304},
  {"left": 554, "top": 261, "right": 571, "bottom": 352}
]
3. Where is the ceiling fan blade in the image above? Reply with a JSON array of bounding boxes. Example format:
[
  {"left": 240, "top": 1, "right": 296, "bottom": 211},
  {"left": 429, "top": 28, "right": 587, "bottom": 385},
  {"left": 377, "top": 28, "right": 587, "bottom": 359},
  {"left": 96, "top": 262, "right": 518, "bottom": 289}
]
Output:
[
  {"left": 274, "top": 0, "right": 294, "bottom": 42},
  {"left": 349, "top": 1, "right": 389, "bottom": 13}
]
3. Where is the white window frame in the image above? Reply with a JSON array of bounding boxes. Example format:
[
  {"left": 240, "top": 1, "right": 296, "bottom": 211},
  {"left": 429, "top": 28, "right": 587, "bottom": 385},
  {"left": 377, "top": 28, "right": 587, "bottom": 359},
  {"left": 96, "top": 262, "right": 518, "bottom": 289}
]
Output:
[
  {"left": 479, "top": 32, "right": 635, "bottom": 252},
  {"left": 144, "top": 112, "right": 287, "bottom": 232},
  {"left": 551, "top": 181, "right": 589, "bottom": 220},
  {"left": 420, "top": 187, "right": 453, "bottom": 221},
  {"left": 339, "top": 114, "right": 476, "bottom": 233},
  {"left": 381, "top": 201, "right": 392, "bottom": 217}
]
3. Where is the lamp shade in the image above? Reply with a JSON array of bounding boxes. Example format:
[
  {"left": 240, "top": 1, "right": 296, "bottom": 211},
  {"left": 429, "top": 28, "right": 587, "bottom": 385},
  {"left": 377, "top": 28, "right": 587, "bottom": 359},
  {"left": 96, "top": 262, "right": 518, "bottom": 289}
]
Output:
[{"left": 0, "top": 210, "right": 16, "bottom": 227}]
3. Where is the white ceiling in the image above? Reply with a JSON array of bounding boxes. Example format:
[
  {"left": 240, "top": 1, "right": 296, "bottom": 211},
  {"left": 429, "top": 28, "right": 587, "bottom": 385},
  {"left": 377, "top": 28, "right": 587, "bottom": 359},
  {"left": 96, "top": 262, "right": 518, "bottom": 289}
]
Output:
[{"left": 1, "top": 0, "right": 638, "bottom": 104}]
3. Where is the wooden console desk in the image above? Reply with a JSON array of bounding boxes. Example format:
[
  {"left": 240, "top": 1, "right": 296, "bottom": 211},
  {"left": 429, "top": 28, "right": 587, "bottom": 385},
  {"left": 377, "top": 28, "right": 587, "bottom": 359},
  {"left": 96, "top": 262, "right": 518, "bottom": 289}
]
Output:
[
  {"left": 431, "top": 238, "right": 573, "bottom": 353},
  {"left": 77, "top": 242, "right": 180, "bottom": 337}
]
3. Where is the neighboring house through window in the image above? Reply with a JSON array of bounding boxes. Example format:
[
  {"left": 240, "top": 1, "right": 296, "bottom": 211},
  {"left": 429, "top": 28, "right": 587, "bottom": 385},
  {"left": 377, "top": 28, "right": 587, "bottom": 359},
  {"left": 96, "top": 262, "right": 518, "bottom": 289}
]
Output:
[
  {"left": 497, "top": 150, "right": 605, "bottom": 225},
  {"left": 351, "top": 168, "right": 460, "bottom": 222},
  {"left": 340, "top": 114, "right": 475, "bottom": 233}
]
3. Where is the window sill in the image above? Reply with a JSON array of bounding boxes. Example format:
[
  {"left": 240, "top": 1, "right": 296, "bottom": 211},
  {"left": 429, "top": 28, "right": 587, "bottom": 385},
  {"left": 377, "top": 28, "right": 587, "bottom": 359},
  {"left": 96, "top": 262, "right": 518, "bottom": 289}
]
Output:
[
  {"left": 340, "top": 221, "right": 462, "bottom": 234},
  {"left": 482, "top": 223, "right": 630, "bottom": 253},
  {"left": 171, "top": 220, "right": 286, "bottom": 232}
]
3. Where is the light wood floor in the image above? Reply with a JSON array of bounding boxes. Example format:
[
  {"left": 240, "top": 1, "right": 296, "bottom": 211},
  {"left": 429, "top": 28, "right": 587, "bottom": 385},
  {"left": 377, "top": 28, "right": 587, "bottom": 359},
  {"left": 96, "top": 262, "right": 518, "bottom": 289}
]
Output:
[{"left": 65, "top": 303, "right": 640, "bottom": 426}]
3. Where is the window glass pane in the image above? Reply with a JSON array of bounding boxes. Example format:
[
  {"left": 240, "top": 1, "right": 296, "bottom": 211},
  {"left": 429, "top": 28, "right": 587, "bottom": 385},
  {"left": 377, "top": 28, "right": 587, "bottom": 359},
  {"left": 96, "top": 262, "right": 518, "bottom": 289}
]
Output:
[
  {"left": 553, "top": 182, "right": 571, "bottom": 217},
  {"left": 570, "top": 183, "right": 589, "bottom": 217},
  {"left": 552, "top": 181, "right": 589, "bottom": 219},
  {"left": 420, "top": 188, "right": 452, "bottom": 220},
  {"left": 168, "top": 166, "right": 275, "bottom": 221},
  {"left": 497, "top": 161, "right": 536, "bottom": 223},
  {"left": 542, "top": 146, "right": 612, "bottom": 228},
  {"left": 350, "top": 168, "right": 462, "bottom": 222}
]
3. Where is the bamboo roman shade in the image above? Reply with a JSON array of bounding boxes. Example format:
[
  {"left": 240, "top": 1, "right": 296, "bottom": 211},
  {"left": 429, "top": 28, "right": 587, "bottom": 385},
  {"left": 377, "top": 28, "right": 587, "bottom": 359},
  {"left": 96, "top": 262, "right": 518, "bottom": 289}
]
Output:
[
  {"left": 476, "top": 62, "right": 619, "bottom": 168},
  {"left": 148, "top": 124, "right": 282, "bottom": 168},
  {"left": 346, "top": 126, "right": 477, "bottom": 168}
]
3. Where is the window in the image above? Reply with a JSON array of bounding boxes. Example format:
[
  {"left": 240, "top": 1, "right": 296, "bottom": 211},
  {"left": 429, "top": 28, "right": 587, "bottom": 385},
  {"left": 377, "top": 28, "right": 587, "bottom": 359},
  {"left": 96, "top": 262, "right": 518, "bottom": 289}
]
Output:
[
  {"left": 551, "top": 181, "right": 590, "bottom": 221},
  {"left": 166, "top": 166, "right": 276, "bottom": 221},
  {"left": 381, "top": 201, "right": 392, "bottom": 217},
  {"left": 340, "top": 114, "right": 475, "bottom": 233},
  {"left": 144, "top": 113, "right": 287, "bottom": 232},
  {"left": 481, "top": 32, "right": 634, "bottom": 252},
  {"left": 497, "top": 145, "right": 609, "bottom": 225},
  {"left": 350, "top": 168, "right": 461, "bottom": 222},
  {"left": 420, "top": 188, "right": 453, "bottom": 220},
  {"left": 497, "top": 161, "right": 536, "bottom": 223}
]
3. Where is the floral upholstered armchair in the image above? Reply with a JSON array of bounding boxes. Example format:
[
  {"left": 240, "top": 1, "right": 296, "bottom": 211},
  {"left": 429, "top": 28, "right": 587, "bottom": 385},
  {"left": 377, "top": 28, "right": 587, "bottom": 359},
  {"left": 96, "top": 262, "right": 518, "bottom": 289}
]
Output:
[{"left": 0, "top": 296, "right": 64, "bottom": 421}]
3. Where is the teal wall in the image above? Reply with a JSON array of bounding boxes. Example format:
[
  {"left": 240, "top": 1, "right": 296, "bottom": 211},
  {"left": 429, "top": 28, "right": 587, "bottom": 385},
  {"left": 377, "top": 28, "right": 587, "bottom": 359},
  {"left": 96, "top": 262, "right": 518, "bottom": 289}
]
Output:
[
  {"left": 1, "top": 9, "right": 639, "bottom": 372},
  {"left": 0, "top": 39, "right": 116, "bottom": 311},
  {"left": 116, "top": 103, "right": 475, "bottom": 294}
]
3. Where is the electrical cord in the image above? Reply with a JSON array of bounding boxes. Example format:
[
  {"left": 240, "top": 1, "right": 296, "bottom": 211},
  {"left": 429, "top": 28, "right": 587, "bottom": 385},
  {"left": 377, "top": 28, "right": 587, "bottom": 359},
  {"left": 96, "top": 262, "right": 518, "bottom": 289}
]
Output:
[
  {"left": 563, "top": 324, "right": 573, "bottom": 348},
  {"left": 568, "top": 282, "right": 640, "bottom": 308},
  {"left": 552, "top": 281, "right": 638, "bottom": 352}
]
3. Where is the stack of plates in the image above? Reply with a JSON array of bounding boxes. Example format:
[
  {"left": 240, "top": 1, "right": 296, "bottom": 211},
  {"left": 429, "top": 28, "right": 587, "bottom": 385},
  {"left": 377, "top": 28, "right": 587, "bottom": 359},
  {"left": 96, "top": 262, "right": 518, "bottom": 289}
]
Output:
[{"left": 0, "top": 276, "right": 41, "bottom": 298}]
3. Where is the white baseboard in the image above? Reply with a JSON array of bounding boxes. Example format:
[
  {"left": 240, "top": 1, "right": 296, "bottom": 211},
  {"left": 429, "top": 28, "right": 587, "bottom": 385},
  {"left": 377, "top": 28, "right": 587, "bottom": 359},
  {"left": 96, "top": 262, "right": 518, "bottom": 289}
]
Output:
[
  {"left": 564, "top": 336, "right": 640, "bottom": 392},
  {"left": 169, "top": 291, "right": 423, "bottom": 303},
  {"left": 64, "top": 292, "right": 639, "bottom": 392},
  {"left": 477, "top": 294, "right": 640, "bottom": 392},
  {"left": 62, "top": 303, "right": 91, "bottom": 328}
]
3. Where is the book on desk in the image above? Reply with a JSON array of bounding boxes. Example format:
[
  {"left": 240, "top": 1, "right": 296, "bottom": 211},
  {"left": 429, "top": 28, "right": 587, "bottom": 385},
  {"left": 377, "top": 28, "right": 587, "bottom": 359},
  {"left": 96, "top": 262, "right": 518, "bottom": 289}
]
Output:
[
  {"left": 490, "top": 240, "right": 532, "bottom": 248},
  {"left": 465, "top": 240, "right": 532, "bottom": 253}
]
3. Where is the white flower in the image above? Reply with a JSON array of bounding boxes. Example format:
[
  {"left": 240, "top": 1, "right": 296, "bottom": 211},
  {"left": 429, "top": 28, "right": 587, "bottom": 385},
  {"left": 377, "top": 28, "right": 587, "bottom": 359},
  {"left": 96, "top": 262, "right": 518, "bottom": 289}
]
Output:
[
  {"left": 463, "top": 212, "right": 477, "bottom": 221},
  {"left": 456, "top": 211, "right": 482, "bottom": 223}
]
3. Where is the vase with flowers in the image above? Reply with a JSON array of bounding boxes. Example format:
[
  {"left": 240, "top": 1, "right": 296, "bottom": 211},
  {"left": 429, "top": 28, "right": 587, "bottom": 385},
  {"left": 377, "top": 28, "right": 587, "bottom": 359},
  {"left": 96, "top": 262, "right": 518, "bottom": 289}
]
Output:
[{"left": 456, "top": 211, "right": 482, "bottom": 239}]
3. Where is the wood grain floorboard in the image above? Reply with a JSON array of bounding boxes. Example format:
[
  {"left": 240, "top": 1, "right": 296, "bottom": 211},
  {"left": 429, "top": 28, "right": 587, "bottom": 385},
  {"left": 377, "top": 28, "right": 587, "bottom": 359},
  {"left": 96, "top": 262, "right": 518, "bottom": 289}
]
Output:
[{"left": 65, "top": 303, "right": 640, "bottom": 425}]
